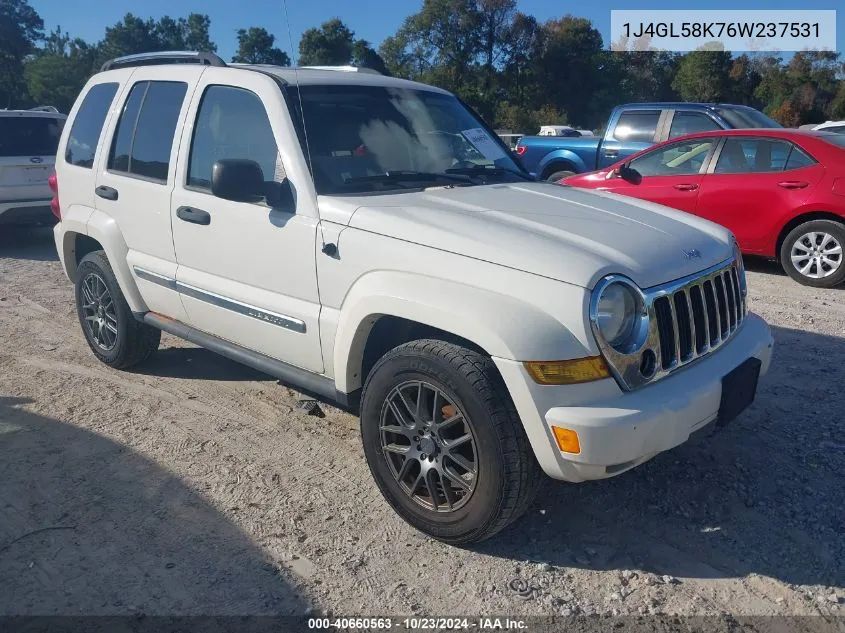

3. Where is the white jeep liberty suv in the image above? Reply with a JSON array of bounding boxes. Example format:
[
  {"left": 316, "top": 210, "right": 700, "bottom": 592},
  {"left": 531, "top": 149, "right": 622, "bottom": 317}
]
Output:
[{"left": 53, "top": 52, "right": 774, "bottom": 544}]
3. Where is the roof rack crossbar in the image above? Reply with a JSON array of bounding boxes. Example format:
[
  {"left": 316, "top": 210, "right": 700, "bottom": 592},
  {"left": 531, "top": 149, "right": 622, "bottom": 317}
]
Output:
[
  {"left": 300, "top": 65, "right": 382, "bottom": 76},
  {"left": 101, "top": 51, "right": 226, "bottom": 72},
  {"left": 28, "top": 105, "right": 59, "bottom": 113}
]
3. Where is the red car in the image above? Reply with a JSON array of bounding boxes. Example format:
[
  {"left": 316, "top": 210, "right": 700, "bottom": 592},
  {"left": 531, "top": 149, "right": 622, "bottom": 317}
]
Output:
[{"left": 562, "top": 129, "right": 845, "bottom": 288}]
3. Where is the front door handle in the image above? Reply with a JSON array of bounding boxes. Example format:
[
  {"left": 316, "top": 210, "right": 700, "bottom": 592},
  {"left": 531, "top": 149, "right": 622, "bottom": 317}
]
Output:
[
  {"left": 176, "top": 206, "right": 211, "bottom": 226},
  {"left": 95, "top": 185, "right": 118, "bottom": 201},
  {"left": 777, "top": 181, "right": 809, "bottom": 189},
  {"left": 673, "top": 183, "right": 699, "bottom": 191}
]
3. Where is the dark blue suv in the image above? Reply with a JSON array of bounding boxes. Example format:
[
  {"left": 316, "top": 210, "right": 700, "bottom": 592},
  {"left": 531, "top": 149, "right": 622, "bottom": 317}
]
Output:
[{"left": 515, "top": 103, "right": 781, "bottom": 181}]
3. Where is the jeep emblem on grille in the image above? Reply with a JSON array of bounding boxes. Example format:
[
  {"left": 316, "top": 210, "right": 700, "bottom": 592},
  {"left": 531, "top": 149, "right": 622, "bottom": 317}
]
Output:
[{"left": 682, "top": 249, "right": 701, "bottom": 260}]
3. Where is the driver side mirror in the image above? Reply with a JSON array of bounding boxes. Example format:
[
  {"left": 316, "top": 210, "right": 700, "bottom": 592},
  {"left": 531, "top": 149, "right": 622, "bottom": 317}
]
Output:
[
  {"left": 211, "top": 158, "right": 295, "bottom": 210},
  {"left": 612, "top": 164, "right": 642, "bottom": 185},
  {"left": 212, "top": 159, "right": 266, "bottom": 203}
]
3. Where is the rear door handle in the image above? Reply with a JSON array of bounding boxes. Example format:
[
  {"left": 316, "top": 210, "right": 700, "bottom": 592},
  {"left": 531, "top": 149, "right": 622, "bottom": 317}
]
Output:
[
  {"left": 95, "top": 185, "right": 118, "bottom": 201},
  {"left": 176, "top": 206, "right": 211, "bottom": 226},
  {"left": 604, "top": 150, "right": 618, "bottom": 158},
  {"left": 673, "top": 183, "right": 699, "bottom": 191},
  {"left": 777, "top": 181, "right": 809, "bottom": 189}
]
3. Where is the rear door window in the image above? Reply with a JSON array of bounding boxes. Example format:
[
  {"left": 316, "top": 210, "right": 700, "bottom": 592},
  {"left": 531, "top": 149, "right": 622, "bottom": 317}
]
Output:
[
  {"left": 612, "top": 111, "right": 661, "bottom": 142},
  {"left": 0, "top": 117, "right": 65, "bottom": 157},
  {"left": 714, "top": 138, "right": 794, "bottom": 174},
  {"left": 668, "top": 112, "right": 721, "bottom": 139},
  {"left": 108, "top": 83, "right": 147, "bottom": 173},
  {"left": 65, "top": 82, "right": 118, "bottom": 168},
  {"left": 107, "top": 80, "right": 188, "bottom": 182}
]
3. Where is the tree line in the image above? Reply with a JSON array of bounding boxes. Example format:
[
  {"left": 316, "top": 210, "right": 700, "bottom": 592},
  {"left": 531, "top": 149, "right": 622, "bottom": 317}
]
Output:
[{"left": 3, "top": 0, "right": 844, "bottom": 131}]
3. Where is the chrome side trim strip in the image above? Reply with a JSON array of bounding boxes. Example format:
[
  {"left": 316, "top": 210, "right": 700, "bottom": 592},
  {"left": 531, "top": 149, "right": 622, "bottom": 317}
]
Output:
[
  {"left": 132, "top": 267, "right": 306, "bottom": 334},
  {"left": 176, "top": 281, "right": 307, "bottom": 333},
  {"left": 133, "top": 266, "right": 176, "bottom": 290}
]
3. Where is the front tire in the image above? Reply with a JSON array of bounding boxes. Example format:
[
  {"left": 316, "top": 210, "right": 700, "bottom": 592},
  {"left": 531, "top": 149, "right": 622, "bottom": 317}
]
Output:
[
  {"left": 547, "top": 170, "right": 575, "bottom": 182},
  {"left": 360, "top": 339, "right": 543, "bottom": 545},
  {"left": 75, "top": 251, "right": 160, "bottom": 368},
  {"left": 780, "top": 220, "right": 845, "bottom": 288}
]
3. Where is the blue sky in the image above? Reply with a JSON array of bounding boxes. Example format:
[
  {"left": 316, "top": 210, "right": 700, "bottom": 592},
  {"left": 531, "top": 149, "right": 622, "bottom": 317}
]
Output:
[{"left": 30, "top": 0, "right": 842, "bottom": 61}]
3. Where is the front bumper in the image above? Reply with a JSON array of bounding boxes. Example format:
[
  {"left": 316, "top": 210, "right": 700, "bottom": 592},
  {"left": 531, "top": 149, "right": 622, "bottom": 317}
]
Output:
[{"left": 494, "top": 313, "right": 774, "bottom": 483}]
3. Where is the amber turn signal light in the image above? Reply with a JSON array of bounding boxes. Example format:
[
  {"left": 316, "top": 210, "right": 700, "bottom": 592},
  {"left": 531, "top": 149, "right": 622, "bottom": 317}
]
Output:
[
  {"left": 552, "top": 426, "right": 581, "bottom": 454},
  {"left": 524, "top": 357, "right": 610, "bottom": 385}
]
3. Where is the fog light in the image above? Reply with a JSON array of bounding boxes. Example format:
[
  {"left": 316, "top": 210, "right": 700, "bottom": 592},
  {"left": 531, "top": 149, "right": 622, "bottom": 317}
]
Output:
[
  {"left": 552, "top": 426, "right": 581, "bottom": 454},
  {"left": 639, "top": 349, "right": 656, "bottom": 378}
]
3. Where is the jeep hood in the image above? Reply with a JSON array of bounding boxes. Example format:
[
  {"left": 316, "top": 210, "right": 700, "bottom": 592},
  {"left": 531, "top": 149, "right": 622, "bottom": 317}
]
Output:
[{"left": 319, "top": 182, "right": 734, "bottom": 289}]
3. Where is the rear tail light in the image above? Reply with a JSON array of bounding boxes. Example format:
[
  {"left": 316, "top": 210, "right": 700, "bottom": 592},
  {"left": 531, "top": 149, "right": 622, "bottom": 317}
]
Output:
[
  {"left": 515, "top": 145, "right": 527, "bottom": 156},
  {"left": 48, "top": 171, "right": 60, "bottom": 220}
]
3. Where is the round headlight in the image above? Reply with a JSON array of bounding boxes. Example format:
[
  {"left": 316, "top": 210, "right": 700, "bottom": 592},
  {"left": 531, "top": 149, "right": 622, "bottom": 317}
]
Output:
[{"left": 593, "top": 279, "right": 647, "bottom": 353}]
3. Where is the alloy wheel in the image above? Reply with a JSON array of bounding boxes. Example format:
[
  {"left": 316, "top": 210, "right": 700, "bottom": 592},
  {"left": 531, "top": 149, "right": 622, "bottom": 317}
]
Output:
[
  {"left": 379, "top": 380, "right": 478, "bottom": 513},
  {"left": 790, "top": 232, "right": 842, "bottom": 279},
  {"left": 81, "top": 272, "right": 118, "bottom": 350}
]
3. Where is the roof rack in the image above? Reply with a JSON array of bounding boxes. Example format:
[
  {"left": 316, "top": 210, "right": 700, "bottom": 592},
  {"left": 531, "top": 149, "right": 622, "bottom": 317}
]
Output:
[
  {"left": 300, "top": 65, "right": 382, "bottom": 76},
  {"left": 28, "top": 105, "right": 60, "bottom": 113},
  {"left": 101, "top": 51, "right": 227, "bottom": 72}
]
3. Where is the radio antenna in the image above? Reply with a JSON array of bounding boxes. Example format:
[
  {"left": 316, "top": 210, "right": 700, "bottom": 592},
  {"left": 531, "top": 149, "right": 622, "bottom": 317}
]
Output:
[
  {"left": 282, "top": 0, "right": 331, "bottom": 254},
  {"left": 282, "top": 0, "right": 314, "bottom": 178}
]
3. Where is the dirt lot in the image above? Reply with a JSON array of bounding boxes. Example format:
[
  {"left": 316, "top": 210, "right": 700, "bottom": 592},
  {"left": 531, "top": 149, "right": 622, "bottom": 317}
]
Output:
[{"left": 0, "top": 226, "right": 843, "bottom": 619}]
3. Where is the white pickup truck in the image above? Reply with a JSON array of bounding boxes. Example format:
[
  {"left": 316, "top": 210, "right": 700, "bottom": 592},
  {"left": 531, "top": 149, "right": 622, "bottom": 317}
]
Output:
[{"left": 53, "top": 52, "right": 774, "bottom": 544}]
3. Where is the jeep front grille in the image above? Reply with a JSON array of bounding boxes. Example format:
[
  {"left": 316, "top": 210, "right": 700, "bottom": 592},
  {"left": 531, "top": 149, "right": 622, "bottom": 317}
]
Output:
[
  {"left": 652, "top": 263, "right": 746, "bottom": 371},
  {"left": 592, "top": 258, "right": 747, "bottom": 392}
]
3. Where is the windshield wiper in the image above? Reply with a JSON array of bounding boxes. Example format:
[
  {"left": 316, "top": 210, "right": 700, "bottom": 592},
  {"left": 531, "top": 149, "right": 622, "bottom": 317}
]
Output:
[
  {"left": 445, "top": 165, "right": 533, "bottom": 181},
  {"left": 344, "top": 171, "right": 473, "bottom": 187}
]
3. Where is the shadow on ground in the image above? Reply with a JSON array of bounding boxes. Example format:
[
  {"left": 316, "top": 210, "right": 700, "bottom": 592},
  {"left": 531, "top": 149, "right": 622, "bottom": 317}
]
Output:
[
  {"left": 743, "top": 255, "right": 785, "bottom": 277},
  {"left": 476, "top": 325, "right": 844, "bottom": 588},
  {"left": 0, "top": 226, "right": 59, "bottom": 262},
  {"left": 0, "top": 396, "right": 308, "bottom": 616},
  {"left": 131, "top": 346, "right": 272, "bottom": 382},
  {"left": 745, "top": 255, "right": 845, "bottom": 292}
]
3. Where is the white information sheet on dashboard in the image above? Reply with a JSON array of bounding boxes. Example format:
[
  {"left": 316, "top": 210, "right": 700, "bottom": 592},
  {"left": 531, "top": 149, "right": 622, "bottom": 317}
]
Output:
[{"left": 461, "top": 128, "right": 507, "bottom": 161}]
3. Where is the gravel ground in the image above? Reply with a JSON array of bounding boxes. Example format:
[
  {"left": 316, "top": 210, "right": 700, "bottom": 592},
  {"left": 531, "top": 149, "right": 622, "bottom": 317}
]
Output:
[{"left": 0, "top": 226, "right": 843, "bottom": 620}]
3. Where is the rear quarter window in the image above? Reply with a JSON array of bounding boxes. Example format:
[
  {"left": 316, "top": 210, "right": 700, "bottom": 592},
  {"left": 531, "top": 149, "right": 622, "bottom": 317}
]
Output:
[
  {"left": 612, "top": 111, "right": 661, "bottom": 143},
  {"left": 785, "top": 146, "right": 816, "bottom": 170},
  {"left": 65, "top": 82, "right": 119, "bottom": 168}
]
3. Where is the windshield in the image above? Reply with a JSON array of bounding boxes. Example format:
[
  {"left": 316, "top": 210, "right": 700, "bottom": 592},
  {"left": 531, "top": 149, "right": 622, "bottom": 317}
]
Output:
[
  {"left": 0, "top": 116, "right": 64, "bottom": 157},
  {"left": 715, "top": 107, "right": 781, "bottom": 129},
  {"left": 285, "top": 84, "right": 528, "bottom": 194}
]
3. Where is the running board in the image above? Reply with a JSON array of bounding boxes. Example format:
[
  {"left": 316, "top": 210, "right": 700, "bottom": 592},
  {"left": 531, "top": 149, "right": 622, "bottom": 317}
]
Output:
[{"left": 142, "top": 312, "right": 358, "bottom": 410}]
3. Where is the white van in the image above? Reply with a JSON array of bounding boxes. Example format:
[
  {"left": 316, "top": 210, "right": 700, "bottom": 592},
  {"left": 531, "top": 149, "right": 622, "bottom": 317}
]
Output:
[{"left": 0, "top": 107, "right": 66, "bottom": 225}]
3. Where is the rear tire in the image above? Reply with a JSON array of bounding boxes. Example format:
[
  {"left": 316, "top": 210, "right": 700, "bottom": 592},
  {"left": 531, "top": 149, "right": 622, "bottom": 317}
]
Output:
[
  {"left": 360, "top": 339, "right": 543, "bottom": 545},
  {"left": 779, "top": 220, "right": 845, "bottom": 288},
  {"left": 75, "top": 251, "right": 160, "bottom": 368},
  {"left": 547, "top": 170, "right": 575, "bottom": 182}
]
